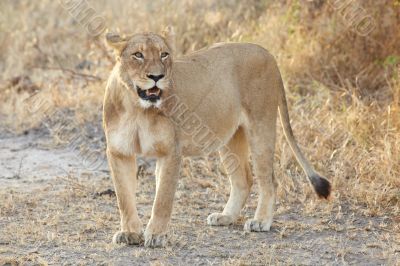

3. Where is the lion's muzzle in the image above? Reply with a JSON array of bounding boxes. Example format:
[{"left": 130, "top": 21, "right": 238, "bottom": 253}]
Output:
[{"left": 137, "top": 86, "right": 163, "bottom": 102}]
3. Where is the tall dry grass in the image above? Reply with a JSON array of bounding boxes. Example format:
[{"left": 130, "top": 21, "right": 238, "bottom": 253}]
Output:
[{"left": 0, "top": 0, "right": 399, "bottom": 218}]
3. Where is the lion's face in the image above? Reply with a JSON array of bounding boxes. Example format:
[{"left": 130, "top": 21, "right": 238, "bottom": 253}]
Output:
[{"left": 107, "top": 29, "right": 175, "bottom": 109}]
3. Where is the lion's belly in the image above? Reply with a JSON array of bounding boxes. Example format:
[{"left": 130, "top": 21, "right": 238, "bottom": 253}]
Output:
[
  {"left": 178, "top": 125, "right": 239, "bottom": 156},
  {"left": 176, "top": 101, "right": 244, "bottom": 157}
]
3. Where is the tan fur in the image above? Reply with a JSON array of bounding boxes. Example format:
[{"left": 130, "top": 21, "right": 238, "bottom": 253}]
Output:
[{"left": 103, "top": 27, "right": 331, "bottom": 248}]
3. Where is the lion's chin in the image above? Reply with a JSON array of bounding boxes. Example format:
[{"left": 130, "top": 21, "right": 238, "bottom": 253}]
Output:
[{"left": 138, "top": 98, "right": 163, "bottom": 109}]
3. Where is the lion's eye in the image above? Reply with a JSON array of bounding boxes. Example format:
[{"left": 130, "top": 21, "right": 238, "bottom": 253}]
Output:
[
  {"left": 161, "top": 52, "right": 169, "bottom": 59},
  {"left": 132, "top": 52, "right": 144, "bottom": 59}
]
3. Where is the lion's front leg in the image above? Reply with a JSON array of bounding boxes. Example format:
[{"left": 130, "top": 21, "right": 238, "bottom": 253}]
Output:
[
  {"left": 144, "top": 153, "right": 181, "bottom": 248},
  {"left": 107, "top": 150, "right": 143, "bottom": 245}
]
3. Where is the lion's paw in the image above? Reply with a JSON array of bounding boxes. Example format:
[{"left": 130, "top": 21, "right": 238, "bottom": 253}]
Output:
[
  {"left": 144, "top": 232, "right": 167, "bottom": 248},
  {"left": 207, "top": 213, "right": 235, "bottom": 226},
  {"left": 244, "top": 219, "right": 272, "bottom": 232},
  {"left": 112, "top": 231, "right": 143, "bottom": 245}
]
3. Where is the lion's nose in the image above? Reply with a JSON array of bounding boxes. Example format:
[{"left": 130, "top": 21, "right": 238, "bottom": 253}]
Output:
[{"left": 147, "top": 74, "right": 165, "bottom": 82}]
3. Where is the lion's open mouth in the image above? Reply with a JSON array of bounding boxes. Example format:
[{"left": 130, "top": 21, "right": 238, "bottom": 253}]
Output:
[{"left": 136, "top": 86, "right": 162, "bottom": 102}]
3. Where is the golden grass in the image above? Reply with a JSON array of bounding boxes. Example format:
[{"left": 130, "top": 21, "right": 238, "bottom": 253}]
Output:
[{"left": 0, "top": 157, "right": 398, "bottom": 264}]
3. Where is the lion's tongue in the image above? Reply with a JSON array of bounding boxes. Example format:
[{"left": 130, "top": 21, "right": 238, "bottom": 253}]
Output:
[{"left": 146, "top": 87, "right": 160, "bottom": 96}]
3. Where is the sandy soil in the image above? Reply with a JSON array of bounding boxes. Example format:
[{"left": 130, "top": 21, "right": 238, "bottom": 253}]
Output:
[{"left": 0, "top": 131, "right": 399, "bottom": 265}]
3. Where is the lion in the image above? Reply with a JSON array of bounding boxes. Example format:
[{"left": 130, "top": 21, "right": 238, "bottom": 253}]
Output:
[{"left": 103, "top": 27, "right": 331, "bottom": 248}]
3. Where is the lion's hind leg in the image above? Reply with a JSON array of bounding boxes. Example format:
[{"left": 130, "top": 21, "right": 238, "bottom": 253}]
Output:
[
  {"left": 244, "top": 114, "right": 278, "bottom": 232},
  {"left": 207, "top": 127, "right": 253, "bottom": 226}
]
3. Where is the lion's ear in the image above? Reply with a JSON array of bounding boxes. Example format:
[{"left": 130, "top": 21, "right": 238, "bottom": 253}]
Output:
[
  {"left": 105, "top": 32, "right": 128, "bottom": 54},
  {"left": 162, "top": 26, "right": 176, "bottom": 54}
]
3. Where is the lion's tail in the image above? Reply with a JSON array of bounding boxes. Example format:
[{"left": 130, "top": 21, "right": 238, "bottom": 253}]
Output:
[{"left": 277, "top": 82, "right": 331, "bottom": 199}]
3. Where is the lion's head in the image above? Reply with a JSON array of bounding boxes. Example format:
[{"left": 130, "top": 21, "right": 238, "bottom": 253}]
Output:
[{"left": 106, "top": 27, "right": 175, "bottom": 109}]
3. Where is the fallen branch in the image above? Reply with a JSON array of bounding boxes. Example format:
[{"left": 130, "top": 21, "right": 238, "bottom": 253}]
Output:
[{"left": 32, "top": 66, "right": 103, "bottom": 82}]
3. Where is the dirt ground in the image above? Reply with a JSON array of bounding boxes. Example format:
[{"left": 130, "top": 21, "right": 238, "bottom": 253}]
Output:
[{"left": 0, "top": 131, "right": 399, "bottom": 265}]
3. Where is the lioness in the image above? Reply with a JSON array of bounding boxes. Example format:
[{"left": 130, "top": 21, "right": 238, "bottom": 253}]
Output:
[{"left": 103, "top": 27, "right": 331, "bottom": 248}]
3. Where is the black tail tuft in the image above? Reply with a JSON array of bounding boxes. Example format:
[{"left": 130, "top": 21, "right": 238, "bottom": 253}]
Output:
[{"left": 309, "top": 175, "right": 331, "bottom": 199}]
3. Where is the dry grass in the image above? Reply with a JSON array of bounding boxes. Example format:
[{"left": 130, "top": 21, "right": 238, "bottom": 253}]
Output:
[
  {"left": 0, "top": 0, "right": 399, "bottom": 264},
  {"left": 0, "top": 137, "right": 398, "bottom": 264}
]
